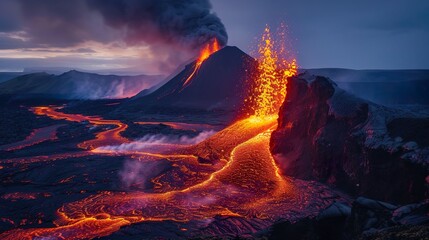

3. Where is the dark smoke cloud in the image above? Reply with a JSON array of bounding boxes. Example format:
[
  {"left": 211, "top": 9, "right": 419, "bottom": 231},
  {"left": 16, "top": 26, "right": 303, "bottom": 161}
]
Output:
[
  {"left": 0, "top": 0, "right": 227, "bottom": 49},
  {"left": 87, "top": 0, "right": 228, "bottom": 48}
]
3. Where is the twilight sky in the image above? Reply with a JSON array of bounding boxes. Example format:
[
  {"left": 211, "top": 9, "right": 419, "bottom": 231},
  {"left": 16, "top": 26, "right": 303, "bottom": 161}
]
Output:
[{"left": 0, "top": 0, "right": 428, "bottom": 74}]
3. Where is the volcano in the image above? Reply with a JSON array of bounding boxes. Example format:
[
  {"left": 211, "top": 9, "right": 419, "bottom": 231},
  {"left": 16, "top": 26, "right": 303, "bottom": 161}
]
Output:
[{"left": 116, "top": 46, "right": 256, "bottom": 122}]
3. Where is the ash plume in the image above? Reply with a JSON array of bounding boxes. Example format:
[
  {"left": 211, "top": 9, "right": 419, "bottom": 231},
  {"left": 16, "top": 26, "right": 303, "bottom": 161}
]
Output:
[
  {"left": 0, "top": 0, "right": 228, "bottom": 73},
  {"left": 87, "top": 0, "right": 228, "bottom": 48},
  {"left": 2, "top": 0, "right": 227, "bottom": 49}
]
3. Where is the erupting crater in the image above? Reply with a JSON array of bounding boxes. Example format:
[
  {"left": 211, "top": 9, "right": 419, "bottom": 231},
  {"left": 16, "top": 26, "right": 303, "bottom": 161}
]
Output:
[{"left": 182, "top": 39, "right": 221, "bottom": 89}]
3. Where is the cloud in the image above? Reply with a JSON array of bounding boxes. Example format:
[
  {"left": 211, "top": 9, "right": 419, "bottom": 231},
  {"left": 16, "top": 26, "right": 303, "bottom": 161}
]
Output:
[
  {"left": 15, "top": 0, "right": 119, "bottom": 47},
  {"left": 0, "top": 0, "right": 22, "bottom": 32},
  {"left": 72, "top": 48, "right": 97, "bottom": 53}
]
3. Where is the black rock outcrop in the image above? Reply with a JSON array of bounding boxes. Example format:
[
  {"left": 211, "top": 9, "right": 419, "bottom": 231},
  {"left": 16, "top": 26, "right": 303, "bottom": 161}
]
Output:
[{"left": 271, "top": 74, "right": 429, "bottom": 204}]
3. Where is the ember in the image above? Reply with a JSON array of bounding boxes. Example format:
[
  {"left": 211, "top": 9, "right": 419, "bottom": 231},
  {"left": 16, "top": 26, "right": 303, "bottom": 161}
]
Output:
[{"left": 247, "top": 25, "right": 297, "bottom": 117}]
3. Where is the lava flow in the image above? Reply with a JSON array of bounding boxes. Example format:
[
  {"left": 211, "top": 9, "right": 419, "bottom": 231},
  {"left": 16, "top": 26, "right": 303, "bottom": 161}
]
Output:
[
  {"left": 181, "top": 39, "right": 221, "bottom": 89},
  {"left": 0, "top": 26, "right": 315, "bottom": 239},
  {"left": 32, "top": 106, "right": 129, "bottom": 150}
]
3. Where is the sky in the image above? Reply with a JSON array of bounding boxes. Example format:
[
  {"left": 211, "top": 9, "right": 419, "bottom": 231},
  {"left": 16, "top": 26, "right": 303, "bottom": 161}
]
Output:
[
  {"left": 212, "top": 0, "right": 429, "bottom": 70},
  {"left": 0, "top": 0, "right": 428, "bottom": 74}
]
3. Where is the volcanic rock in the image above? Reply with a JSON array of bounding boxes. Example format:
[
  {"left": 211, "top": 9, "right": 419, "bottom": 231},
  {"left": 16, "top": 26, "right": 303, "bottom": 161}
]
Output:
[
  {"left": 345, "top": 197, "right": 429, "bottom": 239},
  {"left": 348, "top": 197, "right": 397, "bottom": 235},
  {"left": 392, "top": 200, "right": 429, "bottom": 225},
  {"left": 271, "top": 74, "right": 429, "bottom": 204},
  {"left": 267, "top": 197, "right": 429, "bottom": 240}
]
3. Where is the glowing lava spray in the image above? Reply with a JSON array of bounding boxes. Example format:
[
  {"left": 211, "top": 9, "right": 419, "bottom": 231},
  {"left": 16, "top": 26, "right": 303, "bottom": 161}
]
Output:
[{"left": 247, "top": 25, "right": 297, "bottom": 117}]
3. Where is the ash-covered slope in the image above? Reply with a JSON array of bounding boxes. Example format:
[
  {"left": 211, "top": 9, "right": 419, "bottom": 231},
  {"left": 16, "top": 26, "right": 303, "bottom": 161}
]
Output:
[
  {"left": 0, "top": 70, "right": 163, "bottom": 99},
  {"left": 116, "top": 46, "right": 256, "bottom": 120},
  {"left": 271, "top": 74, "right": 429, "bottom": 204}
]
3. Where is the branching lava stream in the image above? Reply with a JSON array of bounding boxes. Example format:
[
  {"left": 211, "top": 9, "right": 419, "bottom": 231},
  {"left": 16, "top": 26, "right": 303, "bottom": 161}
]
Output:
[
  {"left": 33, "top": 106, "right": 129, "bottom": 150},
  {"left": 0, "top": 27, "right": 339, "bottom": 239}
]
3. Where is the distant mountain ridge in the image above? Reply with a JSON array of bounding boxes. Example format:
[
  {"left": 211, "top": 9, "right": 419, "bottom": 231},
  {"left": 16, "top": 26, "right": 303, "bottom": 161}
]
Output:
[
  {"left": 0, "top": 70, "right": 164, "bottom": 99},
  {"left": 303, "top": 68, "right": 429, "bottom": 105},
  {"left": 0, "top": 72, "right": 27, "bottom": 83}
]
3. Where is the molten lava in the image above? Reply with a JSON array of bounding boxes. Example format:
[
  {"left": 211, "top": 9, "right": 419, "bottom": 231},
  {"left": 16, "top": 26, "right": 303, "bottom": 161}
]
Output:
[
  {"left": 247, "top": 26, "right": 297, "bottom": 117},
  {"left": 0, "top": 26, "right": 316, "bottom": 240},
  {"left": 32, "top": 106, "right": 129, "bottom": 150},
  {"left": 182, "top": 39, "right": 221, "bottom": 89}
]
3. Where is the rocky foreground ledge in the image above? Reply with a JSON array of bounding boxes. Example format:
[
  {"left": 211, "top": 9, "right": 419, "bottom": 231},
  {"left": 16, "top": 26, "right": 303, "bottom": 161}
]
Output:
[
  {"left": 269, "top": 73, "right": 429, "bottom": 239},
  {"left": 271, "top": 73, "right": 429, "bottom": 204},
  {"left": 266, "top": 197, "right": 429, "bottom": 239}
]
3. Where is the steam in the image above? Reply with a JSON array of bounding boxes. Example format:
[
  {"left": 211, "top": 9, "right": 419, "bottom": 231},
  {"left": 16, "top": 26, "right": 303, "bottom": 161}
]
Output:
[
  {"left": 119, "top": 160, "right": 160, "bottom": 188},
  {"left": 70, "top": 75, "right": 160, "bottom": 99},
  {"left": 115, "top": 130, "right": 216, "bottom": 189},
  {"left": 96, "top": 130, "right": 216, "bottom": 153}
]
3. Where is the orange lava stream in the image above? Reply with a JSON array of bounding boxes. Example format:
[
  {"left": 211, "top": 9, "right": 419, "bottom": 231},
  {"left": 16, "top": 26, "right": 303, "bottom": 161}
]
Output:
[
  {"left": 32, "top": 106, "right": 129, "bottom": 150},
  {"left": 0, "top": 26, "right": 302, "bottom": 239},
  {"left": 181, "top": 39, "right": 220, "bottom": 89},
  {"left": 1, "top": 116, "right": 296, "bottom": 240}
]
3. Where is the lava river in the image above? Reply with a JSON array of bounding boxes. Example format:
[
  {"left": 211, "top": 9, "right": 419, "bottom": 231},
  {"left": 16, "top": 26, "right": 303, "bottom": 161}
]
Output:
[
  {"left": 33, "top": 106, "right": 129, "bottom": 150},
  {"left": 0, "top": 109, "right": 343, "bottom": 239}
]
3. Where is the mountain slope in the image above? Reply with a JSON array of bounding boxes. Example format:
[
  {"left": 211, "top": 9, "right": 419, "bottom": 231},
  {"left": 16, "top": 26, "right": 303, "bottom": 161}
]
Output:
[
  {"left": 0, "top": 72, "right": 27, "bottom": 83},
  {"left": 0, "top": 70, "right": 164, "bottom": 99},
  {"left": 117, "top": 46, "right": 256, "bottom": 119}
]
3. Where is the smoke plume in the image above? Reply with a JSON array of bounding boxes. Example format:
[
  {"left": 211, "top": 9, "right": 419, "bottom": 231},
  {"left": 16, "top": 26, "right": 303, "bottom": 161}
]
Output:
[
  {"left": 0, "top": 0, "right": 228, "bottom": 73},
  {"left": 2, "top": 0, "right": 227, "bottom": 49},
  {"left": 87, "top": 0, "right": 228, "bottom": 48}
]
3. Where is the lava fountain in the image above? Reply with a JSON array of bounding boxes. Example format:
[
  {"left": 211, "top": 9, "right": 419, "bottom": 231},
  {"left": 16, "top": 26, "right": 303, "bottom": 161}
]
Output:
[
  {"left": 0, "top": 26, "right": 306, "bottom": 240},
  {"left": 247, "top": 25, "right": 297, "bottom": 117}
]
